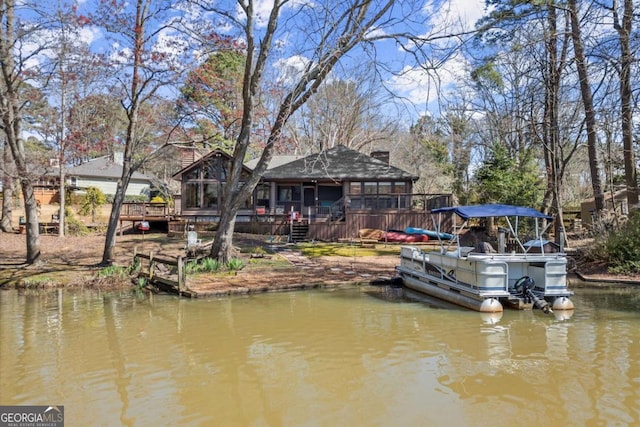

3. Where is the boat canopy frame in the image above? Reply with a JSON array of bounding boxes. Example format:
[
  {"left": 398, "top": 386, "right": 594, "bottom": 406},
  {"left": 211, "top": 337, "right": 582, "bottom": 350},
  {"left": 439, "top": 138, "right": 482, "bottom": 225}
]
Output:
[{"left": 430, "top": 204, "right": 555, "bottom": 255}]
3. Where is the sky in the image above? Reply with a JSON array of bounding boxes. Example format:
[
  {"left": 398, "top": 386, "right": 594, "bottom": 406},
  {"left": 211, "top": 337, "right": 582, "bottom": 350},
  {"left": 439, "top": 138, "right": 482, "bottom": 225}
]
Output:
[{"left": 42, "top": 0, "right": 489, "bottom": 123}]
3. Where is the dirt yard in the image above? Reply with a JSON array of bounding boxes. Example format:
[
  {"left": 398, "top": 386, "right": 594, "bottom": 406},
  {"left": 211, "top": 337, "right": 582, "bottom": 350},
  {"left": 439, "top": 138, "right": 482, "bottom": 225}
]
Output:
[
  {"left": 1, "top": 226, "right": 636, "bottom": 295},
  {"left": 0, "top": 231, "right": 401, "bottom": 294}
]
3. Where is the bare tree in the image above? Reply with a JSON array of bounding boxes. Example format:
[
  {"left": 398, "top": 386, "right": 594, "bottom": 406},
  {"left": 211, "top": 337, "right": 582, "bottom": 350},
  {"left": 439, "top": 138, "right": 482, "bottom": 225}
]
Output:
[
  {"left": 92, "top": 0, "right": 191, "bottom": 264},
  {"left": 568, "top": 0, "right": 605, "bottom": 214},
  {"left": 287, "top": 68, "right": 398, "bottom": 155},
  {"left": 194, "top": 0, "right": 461, "bottom": 262},
  {"left": 0, "top": 0, "right": 43, "bottom": 262},
  {"left": 0, "top": 135, "right": 14, "bottom": 232},
  {"left": 611, "top": 0, "right": 638, "bottom": 212}
]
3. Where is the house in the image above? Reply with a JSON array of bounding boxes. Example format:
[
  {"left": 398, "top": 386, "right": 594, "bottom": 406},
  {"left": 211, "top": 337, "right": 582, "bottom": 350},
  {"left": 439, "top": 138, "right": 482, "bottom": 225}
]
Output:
[
  {"left": 171, "top": 145, "right": 451, "bottom": 240},
  {"left": 257, "top": 145, "right": 418, "bottom": 217},
  {"left": 66, "top": 153, "right": 153, "bottom": 198},
  {"left": 580, "top": 188, "right": 629, "bottom": 228}
]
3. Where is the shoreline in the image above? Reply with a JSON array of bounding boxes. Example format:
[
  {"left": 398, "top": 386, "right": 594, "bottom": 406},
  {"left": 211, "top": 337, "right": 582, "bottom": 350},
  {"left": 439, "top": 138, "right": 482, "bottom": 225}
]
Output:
[{"left": 1, "top": 232, "right": 638, "bottom": 296}]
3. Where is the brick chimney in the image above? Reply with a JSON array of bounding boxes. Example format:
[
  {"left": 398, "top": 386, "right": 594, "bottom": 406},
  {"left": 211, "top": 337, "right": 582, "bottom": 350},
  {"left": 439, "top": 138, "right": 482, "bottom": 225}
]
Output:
[{"left": 371, "top": 151, "right": 390, "bottom": 164}]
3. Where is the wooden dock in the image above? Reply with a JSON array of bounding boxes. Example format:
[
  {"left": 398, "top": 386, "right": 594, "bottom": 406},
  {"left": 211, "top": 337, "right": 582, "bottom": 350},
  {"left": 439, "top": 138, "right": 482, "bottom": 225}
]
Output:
[{"left": 133, "top": 251, "right": 196, "bottom": 297}]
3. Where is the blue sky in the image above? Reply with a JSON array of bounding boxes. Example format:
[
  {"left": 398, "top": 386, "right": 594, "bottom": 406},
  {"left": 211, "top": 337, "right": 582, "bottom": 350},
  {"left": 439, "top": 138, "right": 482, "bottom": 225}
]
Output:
[{"left": 38, "top": 0, "right": 489, "bottom": 122}]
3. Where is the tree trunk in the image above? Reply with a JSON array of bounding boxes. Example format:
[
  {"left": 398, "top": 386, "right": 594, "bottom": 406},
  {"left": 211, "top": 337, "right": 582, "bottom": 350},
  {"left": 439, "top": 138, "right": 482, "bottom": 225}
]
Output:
[
  {"left": 1, "top": 141, "right": 14, "bottom": 232},
  {"left": 0, "top": 0, "right": 41, "bottom": 263},
  {"left": 615, "top": 0, "right": 638, "bottom": 212},
  {"left": 568, "top": 0, "right": 604, "bottom": 213},
  {"left": 20, "top": 177, "right": 41, "bottom": 263},
  {"left": 101, "top": 176, "right": 131, "bottom": 264},
  {"left": 58, "top": 164, "right": 65, "bottom": 237},
  {"left": 541, "top": 4, "right": 560, "bottom": 219},
  {"left": 210, "top": 207, "right": 237, "bottom": 264}
]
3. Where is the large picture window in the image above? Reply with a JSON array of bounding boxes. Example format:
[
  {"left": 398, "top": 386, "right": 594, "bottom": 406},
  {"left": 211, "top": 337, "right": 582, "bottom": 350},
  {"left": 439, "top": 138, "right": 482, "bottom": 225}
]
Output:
[
  {"left": 185, "top": 182, "right": 201, "bottom": 208},
  {"left": 278, "top": 185, "right": 301, "bottom": 202},
  {"left": 203, "top": 183, "right": 219, "bottom": 208},
  {"left": 183, "top": 154, "right": 253, "bottom": 211}
]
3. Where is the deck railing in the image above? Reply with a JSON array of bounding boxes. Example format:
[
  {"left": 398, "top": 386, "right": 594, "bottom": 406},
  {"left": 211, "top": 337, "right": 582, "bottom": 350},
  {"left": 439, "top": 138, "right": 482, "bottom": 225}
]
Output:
[{"left": 120, "top": 202, "right": 172, "bottom": 217}]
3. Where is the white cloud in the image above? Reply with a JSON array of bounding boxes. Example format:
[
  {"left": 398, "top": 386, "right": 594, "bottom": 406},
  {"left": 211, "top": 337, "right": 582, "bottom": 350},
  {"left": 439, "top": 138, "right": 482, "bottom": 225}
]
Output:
[
  {"left": 79, "top": 26, "right": 101, "bottom": 45},
  {"left": 274, "top": 54, "right": 310, "bottom": 85},
  {"left": 389, "top": 52, "right": 468, "bottom": 103},
  {"left": 423, "top": 0, "right": 486, "bottom": 32}
]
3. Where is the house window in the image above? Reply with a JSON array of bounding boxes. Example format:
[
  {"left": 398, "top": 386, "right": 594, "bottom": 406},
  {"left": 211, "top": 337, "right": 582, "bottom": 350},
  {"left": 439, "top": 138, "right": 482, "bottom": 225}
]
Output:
[
  {"left": 378, "top": 182, "right": 392, "bottom": 195},
  {"left": 349, "top": 182, "right": 361, "bottom": 195},
  {"left": 393, "top": 182, "right": 407, "bottom": 193},
  {"left": 203, "top": 183, "right": 219, "bottom": 208},
  {"left": 185, "top": 169, "right": 199, "bottom": 180},
  {"left": 278, "top": 185, "right": 300, "bottom": 202},
  {"left": 364, "top": 182, "right": 377, "bottom": 194},
  {"left": 221, "top": 162, "right": 229, "bottom": 181},
  {"left": 203, "top": 162, "right": 219, "bottom": 179},
  {"left": 256, "top": 183, "right": 270, "bottom": 208},
  {"left": 185, "top": 182, "right": 201, "bottom": 208}
]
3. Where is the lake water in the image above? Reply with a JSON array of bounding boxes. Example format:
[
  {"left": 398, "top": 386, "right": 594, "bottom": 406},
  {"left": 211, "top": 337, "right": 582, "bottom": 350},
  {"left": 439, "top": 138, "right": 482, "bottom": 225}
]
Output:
[{"left": 1, "top": 285, "right": 639, "bottom": 426}]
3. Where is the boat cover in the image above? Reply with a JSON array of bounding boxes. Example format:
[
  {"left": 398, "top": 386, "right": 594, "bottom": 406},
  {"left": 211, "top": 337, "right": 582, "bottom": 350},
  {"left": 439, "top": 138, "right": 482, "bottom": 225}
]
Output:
[{"left": 431, "top": 204, "right": 553, "bottom": 220}]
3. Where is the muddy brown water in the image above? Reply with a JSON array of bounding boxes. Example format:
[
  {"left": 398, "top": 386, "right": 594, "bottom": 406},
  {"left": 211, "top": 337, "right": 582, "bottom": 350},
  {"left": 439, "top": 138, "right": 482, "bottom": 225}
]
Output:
[{"left": 1, "top": 285, "right": 639, "bottom": 426}]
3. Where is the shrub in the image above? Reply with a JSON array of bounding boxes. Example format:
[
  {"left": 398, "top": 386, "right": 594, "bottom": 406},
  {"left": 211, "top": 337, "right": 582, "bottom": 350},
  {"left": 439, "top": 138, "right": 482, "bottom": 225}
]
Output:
[
  {"left": 606, "top": 212, "right": 640, "bottom": 274},
  {"left": 98, "top": 265, "right": 129, "bottom": 279},
  {"left": 78, "top": 187, "right": 107, "bottom": 222},
  {"left": 226, "top": 258, "right": 244, "bottom": 271},
  {"left": 185, "top": 258, "right": 222, "bottom": 274},
  {"left": 65, "top": 206, "right": 90, "bottom": 236}
]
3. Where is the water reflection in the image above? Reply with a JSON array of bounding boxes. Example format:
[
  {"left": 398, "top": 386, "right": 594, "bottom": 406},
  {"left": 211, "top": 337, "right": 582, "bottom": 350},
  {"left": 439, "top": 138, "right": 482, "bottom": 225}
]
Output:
[{"left": 1, "top": 286, "right": 640, "bottom": 426}]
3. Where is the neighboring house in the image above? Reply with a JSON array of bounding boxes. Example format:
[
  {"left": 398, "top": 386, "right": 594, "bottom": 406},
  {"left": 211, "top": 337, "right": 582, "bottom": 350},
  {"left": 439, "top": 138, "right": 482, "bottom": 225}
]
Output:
[
  {"left": 66, "top": 153, "right": 153, "bottom": 198},
  {"left": 580, "top": 188, "right": 629, "bottom": 228},
  {"left": 172, "top": 145, "right": 451, "bottom": 240}
]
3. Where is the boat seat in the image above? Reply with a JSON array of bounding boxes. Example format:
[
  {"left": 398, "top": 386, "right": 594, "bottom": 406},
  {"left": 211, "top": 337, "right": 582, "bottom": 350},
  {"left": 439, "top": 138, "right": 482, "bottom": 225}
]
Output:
[{"left": 474, "top": 242, "right": 496, "bottom": 254}]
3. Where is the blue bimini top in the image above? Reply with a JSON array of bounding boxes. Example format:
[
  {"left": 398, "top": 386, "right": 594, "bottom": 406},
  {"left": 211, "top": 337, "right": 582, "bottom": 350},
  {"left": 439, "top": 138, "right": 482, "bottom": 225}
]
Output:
[{"left": 431, "top": 204, "right": 553, "bottom": 221}]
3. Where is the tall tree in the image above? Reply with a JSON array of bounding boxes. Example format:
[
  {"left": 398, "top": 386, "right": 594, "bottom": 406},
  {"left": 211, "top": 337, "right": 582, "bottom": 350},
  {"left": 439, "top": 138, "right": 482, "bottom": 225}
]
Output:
[
  {"left": 611, "top": 0, "right": 638, "bottom": 212},
  {"left": 568, "top": 0, "right": 604, "bottom": 214},
  {"left": 179, "top": 47, "right": 246, "bottom": 151},
  {"left": 92, "top": 0, "right": 190, "bottom": 264},
  {"left": 0, "top": 0, "right": 42, "bottom": 262},
  {"left": 405, "top": 115, "right": 454, "bottom": 194},
  {"left": 0, "top": 136, "right": 15, "bottom": 232}
]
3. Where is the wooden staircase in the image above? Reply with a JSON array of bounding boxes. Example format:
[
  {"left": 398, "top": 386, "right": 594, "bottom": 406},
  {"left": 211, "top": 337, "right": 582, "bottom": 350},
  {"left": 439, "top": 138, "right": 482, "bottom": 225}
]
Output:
[{"left": 290, "top": 221, "right": 309, "bottom": 242}]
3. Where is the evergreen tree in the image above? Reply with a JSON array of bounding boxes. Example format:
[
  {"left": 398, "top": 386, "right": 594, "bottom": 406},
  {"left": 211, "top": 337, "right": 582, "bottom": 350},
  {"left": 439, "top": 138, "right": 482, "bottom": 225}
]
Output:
[{"left": 474, "top": 143, "right": 542, "bottom": 207}]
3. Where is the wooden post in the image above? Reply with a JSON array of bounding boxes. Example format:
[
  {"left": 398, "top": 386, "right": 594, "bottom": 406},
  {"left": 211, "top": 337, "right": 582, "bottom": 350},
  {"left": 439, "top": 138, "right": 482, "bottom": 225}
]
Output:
[
  {"left": 177, "top": 256, "right": 184, "bottom": 292},
  {"left": 149, "top": 251, "right": 154, "bottom": 280}
]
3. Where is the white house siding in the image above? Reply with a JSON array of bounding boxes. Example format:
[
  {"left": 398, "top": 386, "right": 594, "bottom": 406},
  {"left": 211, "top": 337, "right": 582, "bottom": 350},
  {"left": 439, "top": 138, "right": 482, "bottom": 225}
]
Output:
[{"left": 75, "top": 177, "right": 150, "bottom": 197}]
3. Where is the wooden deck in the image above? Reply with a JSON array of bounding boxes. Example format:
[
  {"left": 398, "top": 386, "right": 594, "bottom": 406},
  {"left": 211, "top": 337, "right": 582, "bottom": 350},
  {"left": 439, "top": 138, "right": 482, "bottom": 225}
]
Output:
[
  {"left": 118, "top": 202, "right": 174, "bottom": 234},
  {"left": 119, "top": 201, "right": 452, "bottom": 243}
]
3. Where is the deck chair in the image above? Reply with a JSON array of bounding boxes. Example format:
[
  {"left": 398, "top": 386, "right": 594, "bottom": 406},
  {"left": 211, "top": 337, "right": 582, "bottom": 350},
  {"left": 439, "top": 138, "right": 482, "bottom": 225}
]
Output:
[{"left": 185, "top": 230, "right": 202, "bottom": 257}]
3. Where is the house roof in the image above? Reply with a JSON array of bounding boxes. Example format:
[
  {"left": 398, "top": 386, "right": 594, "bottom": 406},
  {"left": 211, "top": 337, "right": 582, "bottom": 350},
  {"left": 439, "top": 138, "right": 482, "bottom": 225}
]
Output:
[
  {"left": 171, "top": 149, "right": 253, "bottom": 179},
  {"left": 261, "top": 145, "right": 418, "bottom": 181},
  {"left": 245, "top": 155, "right": 305, "bottom": 170},
  {"left": 67, "top": 156, "right": 152, "bottom": 182}
]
